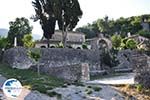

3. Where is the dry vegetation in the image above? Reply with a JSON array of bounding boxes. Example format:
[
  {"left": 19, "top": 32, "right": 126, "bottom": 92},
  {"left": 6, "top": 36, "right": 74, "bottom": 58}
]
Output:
[{"left": 114, "top": 85, "right": 150, "bottom": 100}]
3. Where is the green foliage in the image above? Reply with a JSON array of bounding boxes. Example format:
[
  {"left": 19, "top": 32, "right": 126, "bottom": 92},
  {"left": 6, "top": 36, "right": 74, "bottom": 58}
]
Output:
[
  {"left": 76, "top": 22, "right": 99, "bottom": 38},
  {"left": 56, "top": 42, "right": 64, "bottom": 48},
  {"left": 7, "top": 17, "right": 32, "bottom": 46},
  {"left": 85, "top": 88, "right": 93, "bottom": 94},
  {"left": 120, "top": 38, "right": 129, "bottom": 49},
  {"left": 126, "top": 39, "right": 137, "bottom": 49},
  {"left": 136, "top": 84, "right": 143, "bottom": 92},
  {"left": 138, "top": 30, "right": 150, "bottom": 38},
  {"left": 28, "top": 49, "right": 41, "bottom": 62},
  {"left": 47, "top": 91, "right": 62, "bottom": 98},
  {"left": 76, "top": 14, "right": 150, "bottom": 38},
  {"left": 111, "top": 35, "right": 122, "bottom": 49},
  {"left": 0, "top": 36, "right": 9, "bottom": 49},
  {"left": 101, "top": 51, "right": 112, "bottom": 67},
  {"left": 92, "top": 86, "right": 102, "bottom": 92},
  {"left": 82, "top": 43, "right": 88, "bottom": 49},
  {"left": 22, "top": 34, "right": 35, "bottom": 48}
]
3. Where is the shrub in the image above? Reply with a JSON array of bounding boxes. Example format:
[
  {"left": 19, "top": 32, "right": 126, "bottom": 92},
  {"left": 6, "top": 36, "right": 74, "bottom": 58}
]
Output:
[
  {"left": 56, "top": 42, "right": 64, "bottom": 48},
  {"left": 136, "top": 84, "right": 143, "bottom": 92},
  {"left": 126, "top": 39, "right": 137, "bottom": 49},
  {"left": 120, "top": 38, "right": 128, "bottom": 49},
  {"left": 92, "top": 86, "right": 102, "bottom": 91},
  {"left": 28, "top": 49, "right": 41, "bottom": 62},
  {"left": 82, "top": 43, "right": 88, "bottom": 49},
  {"left": 85, "top": 88, "right": 93, "bottom": 94},
  {"left": 138, "top": 30, "right": 150, "bottom": 38},
  {"left": 0, "top": 36, "right": 9, "bottom": 49},
  {"left": 22, "top": 34, "right": 35, "bottom": 48},
  {"left": 111, "top": 34, "right": 122, "bottom": 49}
]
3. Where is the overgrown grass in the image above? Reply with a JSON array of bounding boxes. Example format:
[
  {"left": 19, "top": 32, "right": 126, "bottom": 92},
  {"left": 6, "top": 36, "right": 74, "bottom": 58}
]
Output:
[{"left": 0, "top": 63, "right": 64, "bottom": 96}]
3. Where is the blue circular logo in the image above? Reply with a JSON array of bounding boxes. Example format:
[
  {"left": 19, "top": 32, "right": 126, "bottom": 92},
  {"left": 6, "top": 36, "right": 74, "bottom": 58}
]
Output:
[{"left": 2, "top": 78, "right": 22, "bottom": 98}]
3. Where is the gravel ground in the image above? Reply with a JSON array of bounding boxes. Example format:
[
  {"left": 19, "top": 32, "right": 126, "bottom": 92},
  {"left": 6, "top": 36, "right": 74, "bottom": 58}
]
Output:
[{"left": 0, "top": 73, "right": 135, "bottom": 100}]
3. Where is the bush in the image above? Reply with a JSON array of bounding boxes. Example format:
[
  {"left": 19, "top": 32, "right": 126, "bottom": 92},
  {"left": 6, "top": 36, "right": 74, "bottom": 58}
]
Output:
[
  {"left": 120, "top": 38, "right": 128, "bottom": 49},
  {"left": 92, "top": 86, "right": 102, "bottom": 91},
  {"left": 22, "top": 34, "right": 35, "bottom": 48},
  {"left": 28, "top": 49, "right": 41, "bottom": 62},
  {"left": 56, "top": 42, "right": 64, "bottom": 48},
  {"left": 82, "top": 43, "right": 88, "bottom": 49},
  {"left": 111, "top": 34, "right": 122, "bottom": 49},
  {"left": 138, "top": 30, "right": 150, "bottom": 38},
  {"left": 126, "top": 39, "right": 137, "bottom": 49},
  {"left": 136, "top": 84, "right": 143, "bottom": 92},
  {"left": 0, "top": 36, "right": 9, "bottom": 49}
]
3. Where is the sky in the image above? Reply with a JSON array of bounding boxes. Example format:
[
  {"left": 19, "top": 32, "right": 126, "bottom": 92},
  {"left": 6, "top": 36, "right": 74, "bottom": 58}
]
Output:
[{"left": 0, "top": 0, "right": 150, "bottom": 38}]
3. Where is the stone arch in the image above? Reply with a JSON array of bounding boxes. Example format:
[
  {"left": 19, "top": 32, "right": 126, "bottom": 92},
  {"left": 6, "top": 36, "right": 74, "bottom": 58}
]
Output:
[
  {"left": 40, "top": 45, "right": 46, "bottom": 48},
  {"left": 97, "top": 38, "right": 112, "bottom": 50}
]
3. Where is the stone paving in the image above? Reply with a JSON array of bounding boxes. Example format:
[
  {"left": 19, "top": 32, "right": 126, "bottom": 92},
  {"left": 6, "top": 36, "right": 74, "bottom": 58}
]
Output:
[{"left": 87, "top": 73, "right": 135, "bottom": 85}]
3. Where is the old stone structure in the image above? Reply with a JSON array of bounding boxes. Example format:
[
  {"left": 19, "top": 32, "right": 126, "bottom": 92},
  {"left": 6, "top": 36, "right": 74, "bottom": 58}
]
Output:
[
  {"left": 131, "top": 51, "right": 150, "bottom": 88},
  {"left": 114, "top": 49, "right": 133, "bottom": 72},
  {"left": 39, "top": 48, "right": 101, "bottom": 71},
  {"left": 3, "top": 47, "right": 101, "bottom": 81},
  {"left": 35, "top": 30, "right": 85, "bottom": 49},
  {"left": 3, "top": 47, "right": 33, "bottom": 69},
  {"left": 86, "top": 34, "right": 112, "bottom": 50},
  {"left": 31, "top": 63, "right": 90, "bottom": 82}
]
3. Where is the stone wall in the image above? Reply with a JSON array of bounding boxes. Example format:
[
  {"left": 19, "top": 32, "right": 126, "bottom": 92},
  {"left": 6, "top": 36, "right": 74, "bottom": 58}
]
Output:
[
  {"left": 31, "top": 63, "right": 90, "bottom": 82},
  {"left": 114, "top": 49, "right": 133, "bottom": 72},
  {"left": 3, "top": 47, "right": 99, "bottom": 81},
  {"left": 3, "top": 47, "right": 33, "bottom": 69},
  {"left": 131, "top": 51, "right": 150, "bottom": 88},
  {"left": 39, "top": 48, "right": 101, "bottom": 71}
]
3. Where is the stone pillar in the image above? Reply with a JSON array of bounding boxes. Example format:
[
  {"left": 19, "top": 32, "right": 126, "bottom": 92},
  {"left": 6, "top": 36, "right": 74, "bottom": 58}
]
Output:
[
  {"left": 81, "top": 63, "right": 90, "bottom": 82},
  {"left": 14, "top": 37, "right": 17, "bottom": 47}
]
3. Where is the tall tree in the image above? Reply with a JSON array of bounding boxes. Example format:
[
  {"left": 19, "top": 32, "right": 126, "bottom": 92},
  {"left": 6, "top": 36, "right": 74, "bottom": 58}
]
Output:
[
  {"left": 32, "top": 0, "right": 83, "bottom": 47},
  {"left": 7, "top": 17, "right": 33, "bottom": 46}
]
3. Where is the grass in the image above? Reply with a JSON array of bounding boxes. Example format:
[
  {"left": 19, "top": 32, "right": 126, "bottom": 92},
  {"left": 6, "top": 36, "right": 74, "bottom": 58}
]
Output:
[
  {"left": 0, "top": 63, "right": 65, "bottom": 97},
  {"left": 87, "top": 85, "right": 102, "bottom": 92},
  {"left": 85, "top": 88, "right": 93, "bottom": 94},
  {"left": 92, "top": 86, "right": 102, "bottom": 92}
]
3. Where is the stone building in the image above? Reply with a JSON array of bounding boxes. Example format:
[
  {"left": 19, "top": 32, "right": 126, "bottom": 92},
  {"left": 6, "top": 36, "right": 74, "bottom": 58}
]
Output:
[
  {"left": 86, "top": 34, "right": 112, "bottom": 50},
  {"left": 35, "top": 30, "right": 85, "bottom": 49}
]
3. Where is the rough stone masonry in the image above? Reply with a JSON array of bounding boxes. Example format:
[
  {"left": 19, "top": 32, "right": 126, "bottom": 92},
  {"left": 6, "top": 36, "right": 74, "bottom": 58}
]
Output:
[
  {"left": 131, "top": 51, "right": 150, "bottom": 88},
  {"left": 3, "top": 47, "right": 98, "bottom": 82}
]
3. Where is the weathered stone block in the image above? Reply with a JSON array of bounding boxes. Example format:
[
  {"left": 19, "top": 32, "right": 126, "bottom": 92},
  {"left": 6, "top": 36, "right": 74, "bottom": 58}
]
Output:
[
  {"left": 3, "top": 47, "right": 33, "bottom": 69},
  {"left": 31, "top": 63, "right": 90, "bottom": 82},
  {"left": 131, "top": 51, "right": 150, "bottom": 88}
]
